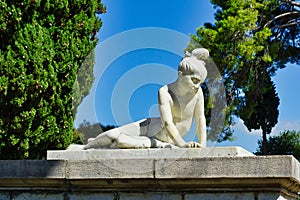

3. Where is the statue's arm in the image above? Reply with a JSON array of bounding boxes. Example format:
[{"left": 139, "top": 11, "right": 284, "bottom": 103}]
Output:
[
  {"left": 195, "top": 87, "right": 207, "bottom": 147},
  {"left": 158, "top": 87, "right": 187, "bottom": 147}
]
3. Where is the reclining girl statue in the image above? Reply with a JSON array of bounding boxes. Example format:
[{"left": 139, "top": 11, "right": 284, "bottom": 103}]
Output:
[{"left": 83, "top": 48, "right": 209, "bottom": 149}]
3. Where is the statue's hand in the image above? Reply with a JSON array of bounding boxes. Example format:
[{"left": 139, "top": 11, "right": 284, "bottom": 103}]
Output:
[{"left": 185, "top": 141, "right": 202, "bottom": 148}]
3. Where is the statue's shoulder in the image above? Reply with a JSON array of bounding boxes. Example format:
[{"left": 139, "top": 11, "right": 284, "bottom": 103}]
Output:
[
  {"left": 159, "top": 85, "right": 169, "bottom": 93},
  {"left": 158, "top": 85, "right": 174, "bottom": 105},
  {"left": 158, "top": 85, "right": 171, "bottom": 98}
]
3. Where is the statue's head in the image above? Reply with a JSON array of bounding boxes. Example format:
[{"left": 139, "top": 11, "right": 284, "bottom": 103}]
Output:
[{"left": 178, "top": 48, "right": 208, "bottom": 87}]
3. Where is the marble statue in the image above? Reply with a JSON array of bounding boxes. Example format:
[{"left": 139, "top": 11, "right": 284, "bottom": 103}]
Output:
[{"left": 84, "top": 48, "right": 208, "bottom": 149}]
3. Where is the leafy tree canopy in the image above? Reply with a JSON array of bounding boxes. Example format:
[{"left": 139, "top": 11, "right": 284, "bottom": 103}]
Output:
[
  {"left": 0, "top": 0, "right": 105, "bottom": 159},
  {"left": 187, "top": 0, "right": 299, "bottom": 150},
  {"left": 255, "top": 130, "right": 300, "bottom": 161}
]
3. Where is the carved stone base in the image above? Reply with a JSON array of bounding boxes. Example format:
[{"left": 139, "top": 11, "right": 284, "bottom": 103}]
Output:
[{"left": 1, "top": 148, "right": 299, "bottom": 199}]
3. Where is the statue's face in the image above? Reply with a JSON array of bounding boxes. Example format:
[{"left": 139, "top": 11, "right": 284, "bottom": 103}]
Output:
[{"left": 179, "top": 70, "right": 202, "bottom": 94}]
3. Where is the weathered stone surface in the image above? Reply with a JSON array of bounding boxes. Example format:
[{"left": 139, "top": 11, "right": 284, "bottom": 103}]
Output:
[
  {"left": 0, "top": 191, "right": 294, "bottom": 200},
  {"left": 68, "top": 193, "right": 114, "bottom": 200},
  {"left": 185, "top": 193, "right": 255, "bottom": 200},
  {"left": 258, "top": 193, "right": 291, "bottom": 200},
  {"left": 0, "top": 194, "right": 9, "bottom": 200},
  {"left": 155, "top": 155, "right": 299, "bottom": 179},
  {"left": 119, "top": 193, "right": 181, "bottom": 200},
  {"left": 0, "top": 153, "right": 299, "bottom": 199},
  {"left": 186, "top": 192, "right": 293, "bottom": 200},
  {"left": 0, "top": 160, "right": 65, "bottom": 178},
  {"left": 66, "top": 159, "right": 154, "bottom": 178},
  {"left": 11, "top": 193, "right": 64, "bottom": 200},
  {"left": 47, "top": 146, "right": 254, "bottom": 160}
]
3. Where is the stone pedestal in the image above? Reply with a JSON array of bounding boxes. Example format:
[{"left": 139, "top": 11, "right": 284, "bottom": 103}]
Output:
[{"left": 0, "top": 147, "right": 299, "bottom": 199}]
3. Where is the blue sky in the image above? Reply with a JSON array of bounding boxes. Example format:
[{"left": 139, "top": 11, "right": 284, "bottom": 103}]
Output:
[{"left": 76, "top": 0, "right": 300, "bottom": 152}]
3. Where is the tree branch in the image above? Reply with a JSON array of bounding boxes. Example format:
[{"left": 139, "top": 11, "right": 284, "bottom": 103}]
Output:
[
  {"left": 273, "top": 21, "right": 300, "bottom": 29},
  {"left": 263, "top": 11, "right": 300, "bottom": 28},
  {"left": 280, "top": 0, "right": 300, "bottom": 8}
]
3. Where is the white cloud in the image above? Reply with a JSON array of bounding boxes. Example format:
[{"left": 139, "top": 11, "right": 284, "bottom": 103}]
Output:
[
  {"left": 232, "top": 118, "right": 300, "bottom": 137},
  {"left": 232, "top": 118, "right": 262, "bottom": 136},
  {"left": 271, "top": 120, "right": 300, "bottom": 136}
]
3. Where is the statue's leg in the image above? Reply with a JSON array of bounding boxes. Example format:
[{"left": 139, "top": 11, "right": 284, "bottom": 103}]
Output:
[
  {"left": 150, "top": 138, "right": 179, "bottom": 149},
  {"left": 83, "top": 118, "right": 177, "bottom": 149},
  {"left": 83, "top": 128, "right": 122, "bottom": 149},
  {"left": 111, "top": 134, "right": 152, "bottom": 149},
  {"left": 83, "top": 123, "right": 153, "bottom": 149}
]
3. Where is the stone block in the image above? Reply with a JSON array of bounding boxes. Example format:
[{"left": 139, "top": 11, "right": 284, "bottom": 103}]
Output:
[
  {"left": 155, "top": 156, "right": 299, "bottom": 179},
  {"left": 119, "top": 192, "right": 181, "bottom": 200},
  {"left": 68, "top": 193, "right": 114, "bottom": 200},
  {"left": 0, "top": 194, "right": 9, "bottom": 200},
  {"left": 47, "top": 146, "right": 254, "bottom": 161},
  {"left": 185, "top": 193, "right": 255, "bottom": 200},
  {"left": 10, "top": 193, "right": 64, "bottom": 200},
  {"left": 258, "top": 192, "right": 291, "bottom": 200},
  {"left": 66, "top": 159, "right": 154, "bottom": 179},
  {"left": 0, "top": 150, "right": 299, "bottom": 199},
  {"left": 0, "top": 160, "right": 65, "bottom": 179}
]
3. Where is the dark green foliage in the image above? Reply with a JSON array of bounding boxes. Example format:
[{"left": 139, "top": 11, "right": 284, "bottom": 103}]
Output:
[
  {"left": 0, "top": 0, "right": 105, "bottom": 159},
  {"left": 240, "top": 74, "right": 280, "bottom": 154},
  {"left": 188, "top": 0, "right": 299, "bottom": 148},
  {"left": 72, "top": 49, "right": 96, "bottom": 116},
  {"left": 72, "top": 129, "right": 84, "bottom": 145},
  {"left": 255, "top": 130, "right": 300, "bottom": 161},
  {"left": 76, "top": 121, "right": 115, "bottom": 144}
]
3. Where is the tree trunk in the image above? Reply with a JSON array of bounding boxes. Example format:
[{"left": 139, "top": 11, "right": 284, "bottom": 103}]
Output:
[{"left": 262, "top": 130, "right": 268, "bottom": 155}]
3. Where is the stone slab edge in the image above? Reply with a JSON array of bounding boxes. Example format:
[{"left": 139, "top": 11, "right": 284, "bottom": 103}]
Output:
[
  {"left": 0, "top": 156, "right": 299, "bottom": 195},
  {"left": 47, "top": 146, "right": 254, "bottom": 161}
]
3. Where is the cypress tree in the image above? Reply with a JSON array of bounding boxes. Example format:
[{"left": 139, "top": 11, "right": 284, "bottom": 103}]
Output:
[{"left": 0, "top": 0, "right": 105, "bottom": 159}]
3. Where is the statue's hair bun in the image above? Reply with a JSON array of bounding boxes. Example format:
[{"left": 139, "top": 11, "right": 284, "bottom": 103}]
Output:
[{"left": 186, "top": 48, "right": 209, "bottom": 61}]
